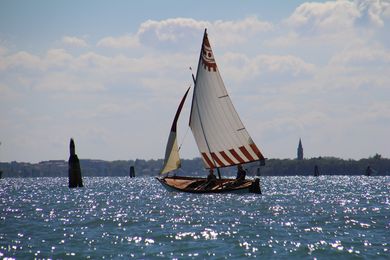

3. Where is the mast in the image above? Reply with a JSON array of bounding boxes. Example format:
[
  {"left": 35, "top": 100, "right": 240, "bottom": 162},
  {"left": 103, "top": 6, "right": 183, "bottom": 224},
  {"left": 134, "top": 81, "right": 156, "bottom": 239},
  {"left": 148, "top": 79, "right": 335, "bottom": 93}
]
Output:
[{"left": 191, "top": 29, "right": 222, "bottom": 178}]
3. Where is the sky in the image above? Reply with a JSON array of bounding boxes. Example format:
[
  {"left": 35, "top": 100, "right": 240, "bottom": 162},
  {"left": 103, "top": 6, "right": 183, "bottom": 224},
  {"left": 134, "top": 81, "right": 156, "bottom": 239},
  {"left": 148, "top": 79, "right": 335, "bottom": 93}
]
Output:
[{"left": 1, "top": 0, "right": 390, "bottom": 163}]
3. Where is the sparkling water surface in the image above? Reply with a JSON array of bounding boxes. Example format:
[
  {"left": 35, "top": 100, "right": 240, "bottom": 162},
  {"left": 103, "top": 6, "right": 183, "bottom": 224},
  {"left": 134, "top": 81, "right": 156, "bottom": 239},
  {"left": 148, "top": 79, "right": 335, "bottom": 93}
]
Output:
[{"left": 0, "top": 176, "right": 389, "bottom": 259}]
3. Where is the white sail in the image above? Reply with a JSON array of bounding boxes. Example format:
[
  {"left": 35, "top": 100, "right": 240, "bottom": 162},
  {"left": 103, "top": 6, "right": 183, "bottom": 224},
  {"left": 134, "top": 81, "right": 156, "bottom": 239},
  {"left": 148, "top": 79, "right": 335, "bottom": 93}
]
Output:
[
  {"left": 189, "top": 29, "right": 264, "bottom": 169},
  {"left": 161, "top": 87, "right": 190, "bottom": 174},
  {"left": 161, "top": 132, "right": 180, "bottom": 174}
]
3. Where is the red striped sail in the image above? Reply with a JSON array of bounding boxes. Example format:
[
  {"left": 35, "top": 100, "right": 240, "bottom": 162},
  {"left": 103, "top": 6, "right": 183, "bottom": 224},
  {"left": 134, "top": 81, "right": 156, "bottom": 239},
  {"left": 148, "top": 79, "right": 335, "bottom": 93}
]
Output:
[{"left": 189, "top": 29, "right": 265, "bottom": 169}]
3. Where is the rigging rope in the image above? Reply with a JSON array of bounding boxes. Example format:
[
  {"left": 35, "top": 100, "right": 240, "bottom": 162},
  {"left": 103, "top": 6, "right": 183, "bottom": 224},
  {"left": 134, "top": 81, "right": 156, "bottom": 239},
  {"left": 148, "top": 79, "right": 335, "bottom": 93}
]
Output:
[{"left": 178, "top": 126, "right": 190, "bottom": 151}]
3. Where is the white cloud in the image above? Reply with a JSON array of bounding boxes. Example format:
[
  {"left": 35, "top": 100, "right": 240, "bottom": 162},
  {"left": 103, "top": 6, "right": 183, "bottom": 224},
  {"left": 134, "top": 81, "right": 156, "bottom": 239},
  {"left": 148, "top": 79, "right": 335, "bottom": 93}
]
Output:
[
  {"left": 220, "top": 52, "right": 316, "bottom": 82},
  {"left": 356, "top": 0, "right": 390, "bottom": 27},
  {"left": 329, "top": 44, "right": 390, "bottom": 66},
  {"left": 214, "top": 16, "right": 273, "bottom": 33},
  {"left": 97, "top": 35, "right": 140, "bottom": 49},
  {"left": 73, "top": 51, "right": 110, "bottom": 70},
  {"left": 211, "top": 16, "right": 274, "bottom": 47},
  {"left": 2, "top": 51, "right": 42, "bottom": 70},
  {"left": 0, "top": 83, "right": 19, "bottom": 100},
  {"left": 0, "top": 46, "right": 195, "bottom": 95},
  {"left": 286, "top": 1, "right": 359, "bottom": 31},
  {"left": 138, "top": 17, "right": 207, "bottom": 42},
  {"left": 141, "top": 16, "right": 273, "bottom": 37},
  {"left": 45, "top": 49, "right": 73, "bottom": 68},
  {"left": 286, "top": 0, "right": 390, "bottom": 34},
  {"left": 97, "top": 17, "right": 273, "bottom": 50},
  {"left": 0, "top": 45, "right": 7, "bottom": 56},
  {"left": 34, "top": 72, "right": 105, "bottom": 92},
  {"left": 62, "top": 36, "right": 88, "bottom": 48}
]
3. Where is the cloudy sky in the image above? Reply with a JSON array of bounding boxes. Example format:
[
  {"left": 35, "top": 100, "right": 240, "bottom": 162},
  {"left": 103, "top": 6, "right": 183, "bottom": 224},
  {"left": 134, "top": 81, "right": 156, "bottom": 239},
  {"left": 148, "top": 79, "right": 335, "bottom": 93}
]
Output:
[{"left": 1, "top": 0, "right": 389, "bottom": 163}]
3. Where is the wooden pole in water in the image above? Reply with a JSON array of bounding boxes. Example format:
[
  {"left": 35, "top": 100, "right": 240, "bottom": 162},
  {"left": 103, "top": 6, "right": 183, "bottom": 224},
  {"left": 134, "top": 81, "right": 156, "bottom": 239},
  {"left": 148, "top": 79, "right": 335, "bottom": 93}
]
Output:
[
  {"left": 68, "top": 138, "right": 83, "bottom": 188},
  {"left": 129, "top": 166, "right": 135, "bottom": 178},
  {"left": 314, "top": 165, "right": 320, "bottom": 177},
  {"left": 0, "top": 142, "right": 2, "bottom": 179}
]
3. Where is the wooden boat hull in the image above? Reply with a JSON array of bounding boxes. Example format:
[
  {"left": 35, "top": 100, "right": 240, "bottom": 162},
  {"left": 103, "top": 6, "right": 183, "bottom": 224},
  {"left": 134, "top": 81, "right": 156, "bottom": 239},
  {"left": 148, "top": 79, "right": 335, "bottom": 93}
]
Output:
[{"left": 156, "top": 176, "right": 261, "bottom": 194}]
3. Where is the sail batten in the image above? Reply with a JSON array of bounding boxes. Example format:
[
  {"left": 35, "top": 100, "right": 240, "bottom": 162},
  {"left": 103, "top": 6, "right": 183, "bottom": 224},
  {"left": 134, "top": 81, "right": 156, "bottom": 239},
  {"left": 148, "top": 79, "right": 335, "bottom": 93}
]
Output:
[{"left": 189, "top": 29, "right": 265, "bottom": 169}]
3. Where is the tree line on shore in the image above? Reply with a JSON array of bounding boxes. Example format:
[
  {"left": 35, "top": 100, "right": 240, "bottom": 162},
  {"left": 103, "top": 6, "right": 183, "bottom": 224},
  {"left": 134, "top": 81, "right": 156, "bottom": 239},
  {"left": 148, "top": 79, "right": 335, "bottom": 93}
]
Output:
[{"left": 1, "top": 154, "right": 389, "bottom": 178}]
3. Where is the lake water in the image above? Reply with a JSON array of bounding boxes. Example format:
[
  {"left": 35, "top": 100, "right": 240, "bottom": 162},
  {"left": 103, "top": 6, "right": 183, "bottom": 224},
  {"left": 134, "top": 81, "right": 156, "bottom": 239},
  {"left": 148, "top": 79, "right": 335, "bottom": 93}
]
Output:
[{"left": 0, "top": 176, "right": 389, "bottom": 259}]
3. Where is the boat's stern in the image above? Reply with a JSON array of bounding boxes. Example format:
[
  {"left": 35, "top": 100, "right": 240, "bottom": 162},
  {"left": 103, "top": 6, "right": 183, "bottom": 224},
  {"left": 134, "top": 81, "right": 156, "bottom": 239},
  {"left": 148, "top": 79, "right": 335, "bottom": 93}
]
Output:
[{"left": 249, "top": 178, "right": 261, "bottom": 194}]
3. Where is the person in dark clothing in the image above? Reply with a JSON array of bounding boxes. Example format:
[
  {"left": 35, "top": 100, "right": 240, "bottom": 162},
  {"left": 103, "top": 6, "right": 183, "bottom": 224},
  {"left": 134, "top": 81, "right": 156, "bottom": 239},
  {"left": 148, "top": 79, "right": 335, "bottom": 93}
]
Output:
[
  {"left": 236, "top": 164, "right": 246, "bottom": 181},
  {"left": 207, "top": 169, "right": 217, "bottom": 181},
  {"left": 200, "top": 169, "right": 217, "bottom": 190}
]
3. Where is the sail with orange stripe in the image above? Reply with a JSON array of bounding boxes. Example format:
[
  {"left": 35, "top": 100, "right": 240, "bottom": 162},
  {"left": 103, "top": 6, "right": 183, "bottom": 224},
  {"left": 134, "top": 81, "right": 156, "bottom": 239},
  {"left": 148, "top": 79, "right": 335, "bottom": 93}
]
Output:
[{"left": 189, "top": 29, "right": 265, "bottom": 169}]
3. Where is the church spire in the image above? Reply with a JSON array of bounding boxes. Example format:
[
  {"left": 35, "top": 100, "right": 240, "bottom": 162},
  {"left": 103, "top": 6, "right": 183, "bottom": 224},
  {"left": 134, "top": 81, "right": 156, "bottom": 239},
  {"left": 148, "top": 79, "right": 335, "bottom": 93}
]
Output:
[{"left": 297, "top": 138, "right": 303, "bottom": 160}]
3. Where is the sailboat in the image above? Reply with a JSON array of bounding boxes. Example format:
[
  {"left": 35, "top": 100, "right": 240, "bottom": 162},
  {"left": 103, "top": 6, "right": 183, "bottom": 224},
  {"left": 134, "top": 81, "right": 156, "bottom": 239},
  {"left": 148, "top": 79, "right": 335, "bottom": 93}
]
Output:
[{"left": 157, "top": 29, "right": 265, "bottom": 194}]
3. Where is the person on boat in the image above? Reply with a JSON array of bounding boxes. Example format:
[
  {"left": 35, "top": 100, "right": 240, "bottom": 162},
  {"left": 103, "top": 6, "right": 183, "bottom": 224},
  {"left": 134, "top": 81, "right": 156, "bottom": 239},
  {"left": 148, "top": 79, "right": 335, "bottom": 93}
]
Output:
[
  {"left": 236, "top": 164, "right": 246, "bottom": 181},
  {"left": 207, "top": 169, "right": 217, "bottom": 181},
  {"left": 201, "top": 168, "right": 217, "bottom": 190}
]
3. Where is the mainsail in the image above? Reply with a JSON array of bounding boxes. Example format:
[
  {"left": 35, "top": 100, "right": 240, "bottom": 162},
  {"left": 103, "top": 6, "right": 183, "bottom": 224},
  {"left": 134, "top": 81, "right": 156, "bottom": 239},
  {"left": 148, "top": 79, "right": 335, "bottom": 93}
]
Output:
[
  {"left": 161, "top": 87, "right": 190, "bottom": 174},
  {"left": 189, "top": 29, "right": 265, "bottom": 169}
]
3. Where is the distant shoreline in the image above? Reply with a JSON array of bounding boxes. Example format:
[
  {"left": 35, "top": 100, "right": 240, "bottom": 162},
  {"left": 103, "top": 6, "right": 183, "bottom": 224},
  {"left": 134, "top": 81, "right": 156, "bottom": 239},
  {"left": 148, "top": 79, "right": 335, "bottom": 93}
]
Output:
[{"left": 1, "top": 156, "right": 389, "bottom": 178}]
